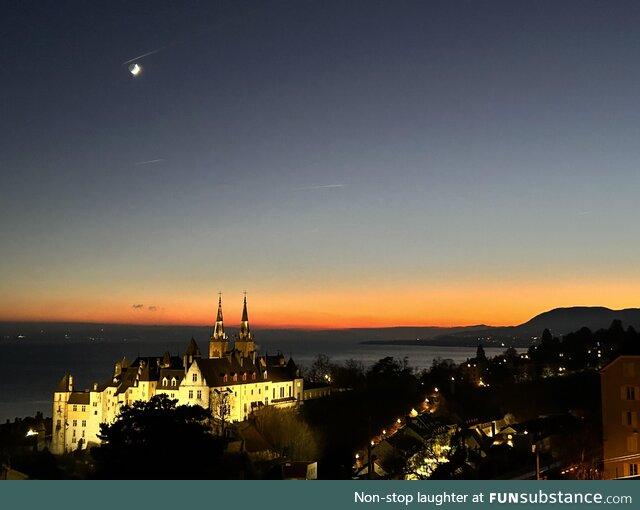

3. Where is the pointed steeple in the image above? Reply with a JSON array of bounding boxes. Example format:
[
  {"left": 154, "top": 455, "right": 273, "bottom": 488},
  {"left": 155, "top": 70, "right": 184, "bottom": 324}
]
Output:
[
  {"left": 235, "top": 292, "right": 255, "bottom": 357},
  {"left": 238, "top": 293, "right": 252, "bottom": 340},
  {"left": 212, "top": 294, "right": 227, "bottom": 340},
  {"left": 209, "top": 293, "right": 229, "bottom": 358}
]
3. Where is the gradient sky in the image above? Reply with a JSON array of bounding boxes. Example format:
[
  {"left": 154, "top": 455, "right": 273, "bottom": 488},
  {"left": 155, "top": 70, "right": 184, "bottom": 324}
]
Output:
[{"left": 2, "top": 0, "right": 640, "bottom": 328}]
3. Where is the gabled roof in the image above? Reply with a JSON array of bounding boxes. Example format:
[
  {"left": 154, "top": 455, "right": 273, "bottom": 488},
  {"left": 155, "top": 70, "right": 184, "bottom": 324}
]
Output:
[
  {"left": 68, "top": 392, "right": 90, "bottom": 405},
  {"left": 600, "top": 353, "right": 640, "bottom": 373},
  {"left": 195, "top": 356, "right": 262, "bottom": 387}
]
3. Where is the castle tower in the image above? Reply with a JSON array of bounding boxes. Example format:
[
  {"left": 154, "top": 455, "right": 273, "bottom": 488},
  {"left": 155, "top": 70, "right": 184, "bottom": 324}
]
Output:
[
  {"left": 235, "top": 294, "right": 255, "bottom": 357},
  {"left": 209, "top": 295, "right": 229, "bottom": 358},
  {"left": 51, "top": 374, "right": 73, "bottom": 454}
]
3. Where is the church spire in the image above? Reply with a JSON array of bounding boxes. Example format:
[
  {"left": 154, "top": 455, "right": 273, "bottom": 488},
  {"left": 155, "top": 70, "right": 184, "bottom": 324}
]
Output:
[
  {"left": 213, "top": 293, "right": 226, "bottom": 340},
  {"left": 235, "top": 292, "right": 255, "bottom": 357},
  {"left": 238, "top": 292, "right": 252, "bottom": 340},
  {"left": 209, "top": 292, "right": 229, "bottom": 358}
]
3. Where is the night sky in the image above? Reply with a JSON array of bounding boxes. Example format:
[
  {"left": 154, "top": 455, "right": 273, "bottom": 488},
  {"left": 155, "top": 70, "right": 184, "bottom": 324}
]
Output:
[{"left": 2, "top": 0, "right": 640, "bottom": 327}]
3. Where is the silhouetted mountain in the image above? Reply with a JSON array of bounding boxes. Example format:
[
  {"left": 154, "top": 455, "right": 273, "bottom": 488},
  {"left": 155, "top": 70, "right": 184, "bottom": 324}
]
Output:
[
  {"left": 516, "top": 307, "right": 640, "bottom": 336},
  {"left": 2, "top": 307, "right": 640, "bottom": 349}
]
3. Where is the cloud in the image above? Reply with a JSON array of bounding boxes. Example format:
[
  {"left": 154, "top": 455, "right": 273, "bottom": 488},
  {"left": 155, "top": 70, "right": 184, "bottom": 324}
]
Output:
[
  {"left": 132, "top": 159, "right": 165, "bottom": 167},
  {"left": 148, "top": 306, "right": 158, "bottom": 312},
  {"left": 294, "top": 184, "right": 345, "bottom": 191},
  {"left": 132, "top": 304, "right": 144, "bottom": 309}
]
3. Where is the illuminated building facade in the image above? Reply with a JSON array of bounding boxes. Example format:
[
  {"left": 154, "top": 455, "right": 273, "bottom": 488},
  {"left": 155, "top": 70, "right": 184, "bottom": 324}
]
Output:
[
  {"left": 600, "top": 355, "right": 640, "bottom": 479},
  {"left": 51, "top": 296, "right": 303, "bottom": 454}
]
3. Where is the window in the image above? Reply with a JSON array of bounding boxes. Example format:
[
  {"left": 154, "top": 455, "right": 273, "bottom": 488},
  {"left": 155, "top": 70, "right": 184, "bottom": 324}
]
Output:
[
  {"left": 81, "top": 405, "right": 86, "bottom": 412},
  {"left": 252, "top": 372, "right": 256, "bottom": 380},
  {"left": 93, "top": 402, "right": 97, "bottom": 407},
  {"left": 251, "top": 389, "right": 254, "bottom": 396},
  {"left": 81, "top": 420, "right": 86, "bottom": 427},
  {"left": 223, "top": 374, "right": 228, "bottom": 383},
  {"left": 56, "top": 419, "right": 61, "bottom": 428},
  {"left": 233, "top": 374, "right": 238, "bottom": 382},
  {"left": 72, "top": 429, "right": 76, "bottom": 437},
  {"left": 162, "top": 377, "right": 168, "bottom": 386},
  {"left": 72, "top": 438, "right": 76, "bottom": 444},
  {"left": 73, "top": 405, "right": 77, "bottom": 412},
  {"left": 192, "top": 373, "right": 198, "bottom": 382},
  {"left": 630, "top": 464, "right": 639, "bottom": 476},
  {"left": 265, "top": 398, "right": 269, "bottom": 406},
  {"left": 273, "top": 388, "right": 275, "bottom": 399},
  {"left": 82, "top": 431, "right": 85, "bottom": 438},
  {"left": 72, "top": 420, "right": 77, "bottom": 427},
  {"left": 627, "top": 386, "right": 637, "bottom": 400},
  {"left": 280, "top": 387, "right": 285, "bottom": 398},
  {"left": 188, "top": 390, "right": 194, "bottom": 399},
  {"left": 242, "top": 373, "right": 247, "bottom": 381},
  {"left": 627, "top": 435, "right": 638, "bottom": 453},
  {"left": 196, "top": 390, "right": 202, "bottom": 399},
  {"left": 171, "top": 378, "right": 177, "bottom": 387},
  {"left": 624, "top": 411, "right": 638, "bottom": 426},
  {"left": 289, "top": 387, "right": 292, "bottom": 397},
  {"left": 94, "top": 411, "right": 98, "bottom": 415}
]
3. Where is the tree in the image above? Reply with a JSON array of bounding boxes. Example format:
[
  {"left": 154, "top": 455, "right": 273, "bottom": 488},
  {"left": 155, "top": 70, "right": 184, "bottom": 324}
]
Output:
[
  {"left": 306, "top": 354, "right": 334, "bottom": 383},
  {"left": 92, "top": 394, "right": 226, "bottom": 479}
]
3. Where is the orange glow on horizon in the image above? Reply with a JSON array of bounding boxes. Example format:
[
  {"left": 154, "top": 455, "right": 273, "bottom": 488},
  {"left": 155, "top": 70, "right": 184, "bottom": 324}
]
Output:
[{"left": 2, "top": 278, "right": 640, "bottom": 329}]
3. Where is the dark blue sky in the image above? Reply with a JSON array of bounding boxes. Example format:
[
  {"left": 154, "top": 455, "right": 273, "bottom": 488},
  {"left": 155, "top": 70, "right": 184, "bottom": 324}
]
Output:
[{"left": 2, "top": 0, "right": 640, "bottom": 326}]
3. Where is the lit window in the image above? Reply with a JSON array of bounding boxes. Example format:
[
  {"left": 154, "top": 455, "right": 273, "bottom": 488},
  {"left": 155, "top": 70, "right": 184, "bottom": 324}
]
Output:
[
  {"left": 242, "top": 373, "right": 247, "bottom": 381},
  {"left": 171, "top": 378, "right": 177, "bottom": 387},
  {"left": 162, "top": 377, "right": 168, "bottom": 386}
]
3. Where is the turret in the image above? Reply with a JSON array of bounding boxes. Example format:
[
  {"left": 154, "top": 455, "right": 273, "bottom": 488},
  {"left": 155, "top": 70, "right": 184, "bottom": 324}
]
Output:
[{"left": 184, "top": 338, "right": 202, "bottom": 372}]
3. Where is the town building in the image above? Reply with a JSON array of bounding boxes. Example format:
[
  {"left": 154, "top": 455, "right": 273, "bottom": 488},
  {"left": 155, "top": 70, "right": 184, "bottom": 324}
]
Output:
[
  {"left": 51, "top": 296, "right": 303, "bottom": 454},
  {"left": 600, "top": 354, "right": 640, "bottom": 479}
]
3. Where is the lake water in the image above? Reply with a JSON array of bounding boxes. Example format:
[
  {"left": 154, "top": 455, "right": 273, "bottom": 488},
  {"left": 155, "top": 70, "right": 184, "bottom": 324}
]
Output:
[{"left": 0, "top": 328, "right": 511, "bottom": 422}]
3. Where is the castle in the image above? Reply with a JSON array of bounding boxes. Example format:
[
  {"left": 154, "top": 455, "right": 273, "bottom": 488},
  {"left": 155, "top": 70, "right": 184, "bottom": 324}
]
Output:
[{"left": 51, "top": 296, "right": 303, "bottom": 454}]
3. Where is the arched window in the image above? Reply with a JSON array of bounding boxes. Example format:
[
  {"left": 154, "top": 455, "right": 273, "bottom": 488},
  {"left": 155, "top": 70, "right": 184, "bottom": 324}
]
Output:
[
  {"left": 242, "top": 373, "right": 247, "bottom": 381},
  {"left": 162, "top": 377, "right": 168, "bottom": 386},
  {"left": 171, "top": 377, "right": 177, "bottom": 387},
  {"left": 223, "top": 374, "right": 228, "bottom": 383}
]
